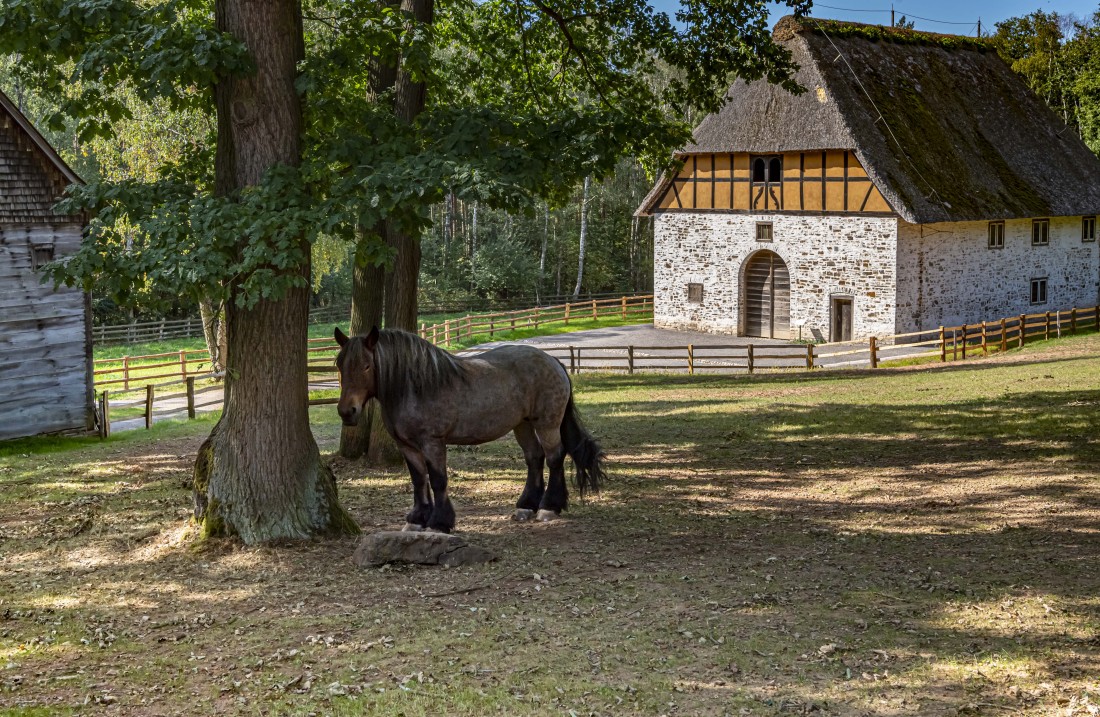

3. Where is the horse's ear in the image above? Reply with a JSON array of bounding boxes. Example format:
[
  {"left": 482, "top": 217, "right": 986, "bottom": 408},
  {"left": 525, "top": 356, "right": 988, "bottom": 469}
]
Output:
[
  {"left": 366, "top": 326, "right": 380, "bottom": 350},
  {"left": 334, "top": 327, "right": 349, "bottom": 347}
]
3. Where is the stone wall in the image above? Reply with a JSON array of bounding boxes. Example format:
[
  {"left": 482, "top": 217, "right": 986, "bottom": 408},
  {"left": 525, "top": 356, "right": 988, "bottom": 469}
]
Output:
[
  {"left": 653, "top": 212, "right": 899, "bottom": 341},
  {"left": 895, "top": 218, "right": 1100, "bottom": 333}
]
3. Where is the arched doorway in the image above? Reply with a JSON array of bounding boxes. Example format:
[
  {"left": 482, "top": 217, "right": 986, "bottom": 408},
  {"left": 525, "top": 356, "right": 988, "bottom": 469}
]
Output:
[{"left": 743, "top": 251, "right": 791, "bottom": 339}]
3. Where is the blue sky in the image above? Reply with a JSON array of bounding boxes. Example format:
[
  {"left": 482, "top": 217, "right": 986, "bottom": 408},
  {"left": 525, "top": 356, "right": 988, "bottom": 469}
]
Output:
[{"left": 648, "top": 1, "right": 1099, "bottom": 35}]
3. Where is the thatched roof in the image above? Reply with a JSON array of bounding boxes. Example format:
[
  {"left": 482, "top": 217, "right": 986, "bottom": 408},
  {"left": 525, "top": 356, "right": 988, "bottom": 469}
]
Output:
[
  {"left": 0, "top": 87, "right": 83, "bottom": 224},
  {"left": 643, "top": 17, "right": 1100, "bottom": 223}
]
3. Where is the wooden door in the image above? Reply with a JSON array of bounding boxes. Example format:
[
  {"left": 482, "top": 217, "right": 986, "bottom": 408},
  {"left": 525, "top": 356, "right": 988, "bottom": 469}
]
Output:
[
  {"left": 744, "top": 251, "right": 790, "bottom": 339},
  {"left": 831, "top": 297, "right": 853, "bottom": 342}
]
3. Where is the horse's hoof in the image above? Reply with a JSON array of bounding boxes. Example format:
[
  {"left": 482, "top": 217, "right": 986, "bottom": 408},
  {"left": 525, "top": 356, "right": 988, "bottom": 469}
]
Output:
[
  {"left": 402, "top": 523, "right": 425, "bottom": 532},
  {"left": 513, "top": 509, "right": 536, "bottom": 522},
  {"left": 535, "top": 509, "right": 559, "bottom": 522}
]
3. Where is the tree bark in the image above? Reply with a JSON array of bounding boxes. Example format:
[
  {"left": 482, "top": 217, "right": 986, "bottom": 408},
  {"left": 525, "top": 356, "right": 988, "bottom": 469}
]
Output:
[
  {"left": 193, "top": 0, "right": 358, "bottom": 543},
  {"left": 339, "top": 228, "right": 386, "bottom": 460},
  {"left": 573, "top": 175, "right": 591, "bottom": 298}
]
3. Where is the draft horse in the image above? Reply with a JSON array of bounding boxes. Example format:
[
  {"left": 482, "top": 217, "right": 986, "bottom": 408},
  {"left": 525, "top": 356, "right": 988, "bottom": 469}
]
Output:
[{"left": 334, "top": 327, "right": 606, "bottom": 533}]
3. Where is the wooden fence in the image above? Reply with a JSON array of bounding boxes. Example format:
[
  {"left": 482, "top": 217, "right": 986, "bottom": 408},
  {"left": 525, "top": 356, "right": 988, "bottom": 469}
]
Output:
[
  {"left": 92, "top": 303, "right": 1100, "bottom": 432},
  {"left": 417, "top": 295, "right": 654, "bottom": 347}
]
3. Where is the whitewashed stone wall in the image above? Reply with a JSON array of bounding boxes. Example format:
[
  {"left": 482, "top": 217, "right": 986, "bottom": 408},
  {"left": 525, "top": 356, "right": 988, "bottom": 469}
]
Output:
[
  {"left": 653, "top": 213, "right": 899, "bottom": 341},
  {"left": 895, "top": 218, "right": 1100, "bottom": 333}
]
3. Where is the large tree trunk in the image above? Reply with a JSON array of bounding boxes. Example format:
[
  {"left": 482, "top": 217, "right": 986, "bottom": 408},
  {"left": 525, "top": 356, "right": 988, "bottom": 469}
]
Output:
[{"left": 193, "top": 0, "right": 358, "bottom": 542}]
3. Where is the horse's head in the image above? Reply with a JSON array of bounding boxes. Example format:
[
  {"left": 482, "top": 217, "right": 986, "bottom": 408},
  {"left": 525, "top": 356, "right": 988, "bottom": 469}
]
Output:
[{"left": 334, "top": 326, "right": 379, "bottom": 426}]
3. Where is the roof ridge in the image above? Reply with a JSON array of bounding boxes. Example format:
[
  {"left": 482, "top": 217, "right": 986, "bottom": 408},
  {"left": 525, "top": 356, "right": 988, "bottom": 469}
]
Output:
[
  {"left": 0, "top": 86, "right": 83, "bottom": 187},
  {"left": 774, "top": 15, "right": 992, "bottom": 52}
]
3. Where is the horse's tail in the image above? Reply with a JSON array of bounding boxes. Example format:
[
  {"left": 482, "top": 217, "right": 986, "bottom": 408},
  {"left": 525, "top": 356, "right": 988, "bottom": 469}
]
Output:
[{"left": 560, "top": 395, "right": 606, "bottom": 497}]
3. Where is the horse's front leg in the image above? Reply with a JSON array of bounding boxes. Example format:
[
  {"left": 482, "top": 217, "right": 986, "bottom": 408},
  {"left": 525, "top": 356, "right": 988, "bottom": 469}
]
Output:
[
  {"left": 397, "top": 445, "right": 433, "bottom": 531},
  {"left": 422, "top": 442, "right": 456, "bottom": 533}
]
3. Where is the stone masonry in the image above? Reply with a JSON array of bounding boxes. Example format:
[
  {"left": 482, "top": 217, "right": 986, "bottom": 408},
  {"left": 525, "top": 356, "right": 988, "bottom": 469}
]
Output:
[
  {"left": 654, "top": 213, "right": 899, "bottom": 342},
  {"left": 895, "top": 218, "right": 1100, "bottom": 333}
]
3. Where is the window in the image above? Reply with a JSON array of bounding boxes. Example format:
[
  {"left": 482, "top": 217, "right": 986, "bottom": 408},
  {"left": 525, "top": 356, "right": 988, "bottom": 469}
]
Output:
[
  {"left": 752, "top": 158, "right": 766, "bottom": 183},
  {"left": 686, "top": 283, "right": 703, "bottom": 303},
  {"left": 1030, "top": 277, "right": 1048, "bottom": 305},
  {"left": 987, "top": 221, "right": 1004, "bottom": 248},
  {"left": 31, "top": 244, "right": 54, "bottom": 270},
  {"left": 768, "top": 157, "right": 783, "bottom": 182},
  {"left": 1083, "top": 216, "right": 1096, "bottom": 242},
  {"left": 1032, "top": 219, "right": 1049, "bottom": 246},
  {"left": 755, "top": 222, "right": 773, "bottom": 242}
]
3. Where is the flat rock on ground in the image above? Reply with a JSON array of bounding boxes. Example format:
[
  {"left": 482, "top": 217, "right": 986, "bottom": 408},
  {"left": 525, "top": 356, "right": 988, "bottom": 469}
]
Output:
[{"left": 353, "top": 530, "right": 497, "bottom": 567}]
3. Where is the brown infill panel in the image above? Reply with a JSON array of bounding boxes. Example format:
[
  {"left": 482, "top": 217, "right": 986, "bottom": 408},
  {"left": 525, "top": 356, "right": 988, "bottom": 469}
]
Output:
[
  {"left": 695, "top": 154, "right": 713, "bottom": 179},
  {"left": 713, "top": 153, "right": 731, "bottom": 179},
  {"left": 862, "top": 187, "right": 893, "bottom": 213},
  {"left": 782, "top": 181, "right": 800, "bottom": 211},
  {"left": 696, "top": 181, "right": 714, "bottom": 209},
  {"left": 733, "top": 154, "right": 750, "bottom": 179},
  {"left": 783, "top": 152, "right": 801, "bottom": 179},
  {"left": 846, "top": 151, "right": 869, "bottom": 178},
  {"left": 733, "top": 181, "right": 751, "bottom": 210},
  {"left": 714, "top": 181, "right": 732, "bottom": 208},
  {"left": 825, "top": 150, "right": 846, "bottom": 178}
]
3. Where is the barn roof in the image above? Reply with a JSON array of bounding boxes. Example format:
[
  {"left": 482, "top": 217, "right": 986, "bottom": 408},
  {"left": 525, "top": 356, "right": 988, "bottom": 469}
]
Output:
[
  {"left": 0, "top": 87, "right": 83, "bottom": 224},
  {"left": 640, "top": 17, "right": 1100, "bottom": 223}
]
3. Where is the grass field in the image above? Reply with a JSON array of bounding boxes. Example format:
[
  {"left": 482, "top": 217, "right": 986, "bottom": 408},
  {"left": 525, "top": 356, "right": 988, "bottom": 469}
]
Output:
[{"left": 2, "top": 334, "right": 1099, "bottom": 715}]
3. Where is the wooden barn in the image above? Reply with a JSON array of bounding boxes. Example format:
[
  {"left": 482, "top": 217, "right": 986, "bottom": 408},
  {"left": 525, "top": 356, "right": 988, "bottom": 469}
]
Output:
[
  {"left": 638, "top": 18, "right": 1100, "bottom": 341},
  {"left": 0, "top": 88, "right": 94, "bottom": 440}
]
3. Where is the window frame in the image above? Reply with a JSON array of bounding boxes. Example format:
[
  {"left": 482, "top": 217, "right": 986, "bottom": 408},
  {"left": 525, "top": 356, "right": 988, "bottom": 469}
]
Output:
[
  {"left": 1083, "top": 216, "right": 1096, "bottom": 243},
  {"left": 755, "top": 222, "right": 774, "bottom": 242},
  {"left": 686, "top": 282, "right": 704, "bottom": 304},
  {"left": 1031, "top": 218, "right": 1050, "bottom": 246},
  {"left": 987, "top": 221, "right": 1005, "bottom": 249},
  {"left": 1030, "top": 277, "right": 1048, "bottom": 305},
  {"left": 31, "top": 244, "right": 54, "bottom": 270}
]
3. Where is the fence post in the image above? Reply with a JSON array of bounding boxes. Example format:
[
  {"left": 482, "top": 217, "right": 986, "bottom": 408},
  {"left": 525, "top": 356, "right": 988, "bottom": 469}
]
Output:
[
  {"left": 939, "top": 326, "right": 946, "bottom": 362},
  {"left": 465, "top": 315, "right": 472, "bottom": 340},
  {"left": 806, "top": 344, "right": 814, "bottom": 370},
  {"left": 621, "top": 296, "right": 627, "bottom": 320},
  {"left": 101, "top": 391, "right": 110, "bottom": 438},
  {"left": 420, "top": 322, "right": 426, "bottom": 339},
  {"left": 123, "top": 356, "right": 131, "bottom": 391},
  {"left": 1095, "top": 306, "right": 1100, "bottom": 333},
  {"left": 159, "top": 318, "right": 166, "bottom": 340},
  {"left": 186, "top": 377, "right": 196, "bottom": 419},
  {"left": 960, "top": 325, "right": 967, "bottom": 360},
  {"left": 569, "top": 346, "right": 576, "bottom": 374},
  {"left": 432, "top": 324, "right": 438, "bottom": 344},
  {"left": 746, "top": 344, "right": 754, "bottom": 374},
  {"left": 1019, "top": 315, "right": 1026, "bottom": 348},
  {"left": 1000, "top": 318, "right": 1007, "bottom": 353},
  {"left": 1071, "top": 308, "right": 1077, "bottom": 334},
  {"left": 1045, "top": 312, "right": 1051, "bottom": 340},
  {"left": 444, "top": 319, "right": 451, "bottom": 345},
  {"left": 591, "top": 299, "right": 597, "bottom": 321},
  {"left": 144, "top": 385, "right": 154, "bottom": 430},
  {"left": 869, "top": 336, "right": 878, "bottom": 368},
  {"left": 1056, "top": 310, "right": 1062, "bottom": 339},
  {"left": 981, "top": 322, "right": 988, "bottom": 356},
  {"left": 627, "top": 346, "right": 635, "bottom": 375},
  {"left": 534, "top": 307, "right": 540, "bottom": 329},
  {"left": 687, "top": 344, "right": 694, "bottom": 375},
  {"left": 489, "top": 318, "right": 495, "bottom": 338},
  {"left": 565, "top": 302, "right": 571, "bottom": 325},
  {"left": 179, "top": 350, "right": 188, "bottom": 379}
]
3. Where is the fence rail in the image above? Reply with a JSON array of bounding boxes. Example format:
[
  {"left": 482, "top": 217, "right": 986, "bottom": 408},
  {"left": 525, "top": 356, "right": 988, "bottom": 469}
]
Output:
[{"left": 92, "top": 302, "right": 1100, "bottom": 432}]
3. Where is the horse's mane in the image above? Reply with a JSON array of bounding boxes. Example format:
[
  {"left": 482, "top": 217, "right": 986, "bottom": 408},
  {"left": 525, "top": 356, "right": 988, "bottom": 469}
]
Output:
[{"left": 370, "top": 329, "right": 467, "bottom": 405}]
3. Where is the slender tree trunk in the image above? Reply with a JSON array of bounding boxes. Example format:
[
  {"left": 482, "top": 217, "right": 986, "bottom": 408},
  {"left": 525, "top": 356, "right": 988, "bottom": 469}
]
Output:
[
  {"left": 554, "top": 214, "right": 562, "bottom": 296},
  {"left": 573, "top": 175, "right": 591, "bottom": 298},
  {"left": 538, "top": 203, "right": 549, "bottom": 299},
  {"left": 198, "top": 299, "right": 225, "bottom": 374},
  {"left": 193, "top": 0, "right": 357, "bottom": 543}
]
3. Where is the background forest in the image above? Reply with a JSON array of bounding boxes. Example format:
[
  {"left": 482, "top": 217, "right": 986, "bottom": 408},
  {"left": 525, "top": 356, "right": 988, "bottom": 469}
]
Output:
[{"left": 3, "top": 6, "right": 1100, "bottom": 325}]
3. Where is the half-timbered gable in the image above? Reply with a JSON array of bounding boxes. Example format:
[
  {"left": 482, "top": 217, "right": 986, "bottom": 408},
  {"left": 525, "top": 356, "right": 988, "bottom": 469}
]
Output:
[
  {"left": 0, "top": 88, "right": 93, "bottom": 440},
  {"left": 639, "top": 18, "right": 1100, "bottom": 341}
]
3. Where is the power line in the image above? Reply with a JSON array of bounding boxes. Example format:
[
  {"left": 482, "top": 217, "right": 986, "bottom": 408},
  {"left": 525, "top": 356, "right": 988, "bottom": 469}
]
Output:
[{"left": 812, "top": 3, "right": 978, "bottom": 27}]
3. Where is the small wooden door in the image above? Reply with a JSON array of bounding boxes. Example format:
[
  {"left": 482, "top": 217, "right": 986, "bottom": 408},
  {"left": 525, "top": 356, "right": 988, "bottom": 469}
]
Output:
[
  {"left": 744, "top": 251, "right": 790, "bottom": 339},
  {"left": 831, "top": 297, "right": 853, "bottom": 342}
]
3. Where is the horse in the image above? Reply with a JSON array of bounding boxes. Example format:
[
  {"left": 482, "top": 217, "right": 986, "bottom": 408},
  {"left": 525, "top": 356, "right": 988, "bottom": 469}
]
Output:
[{"left": 333, "top": 326, "right": 606, "bottom": 533}]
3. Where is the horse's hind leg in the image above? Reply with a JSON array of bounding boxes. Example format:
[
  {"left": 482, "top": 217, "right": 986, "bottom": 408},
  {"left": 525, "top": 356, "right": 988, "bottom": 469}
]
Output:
[
  {"left": 397, "top": 445, "right": 433, "bottom": 531},
  {"left": 533, "top": 424, "right": 568, "bottom": 521},
  {"left": 513, "top": 422, "right": 545, "bottom": 521}
]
